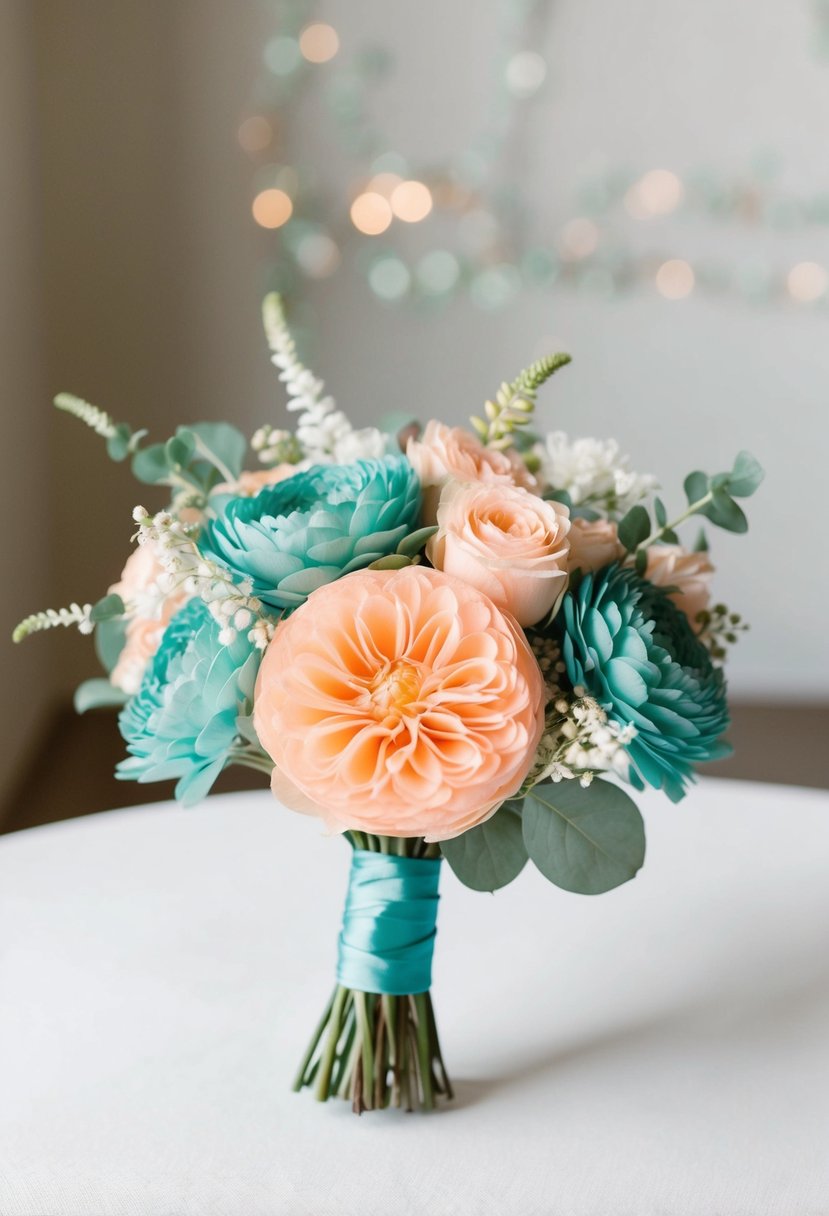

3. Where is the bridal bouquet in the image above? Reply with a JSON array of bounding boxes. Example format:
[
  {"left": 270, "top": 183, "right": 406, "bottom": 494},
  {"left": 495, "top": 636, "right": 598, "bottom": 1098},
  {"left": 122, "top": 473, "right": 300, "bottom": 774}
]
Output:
[{"left": 15, "top": 296, "right": 762, "bottom": 1113}]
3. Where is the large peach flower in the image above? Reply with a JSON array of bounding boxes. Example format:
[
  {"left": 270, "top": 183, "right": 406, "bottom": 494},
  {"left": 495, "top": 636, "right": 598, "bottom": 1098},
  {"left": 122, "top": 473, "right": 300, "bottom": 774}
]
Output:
[
  {"left": 109, "top": 544, "right": 187, "bottom": 694},
  {"left": 426, "top": 480, "right": 571, "bottom": 627},
  {"left": 645, "top": 544, "right": 715, "bottom": 625},
  {"left": 567, "top": 517, "right": 625, "bottom": 574},
  {"left": 407, "top": 420, "right": 537, "bottom": 523},
  {"left": 253, "top": 566, "right": 546, "bottom": 842}
]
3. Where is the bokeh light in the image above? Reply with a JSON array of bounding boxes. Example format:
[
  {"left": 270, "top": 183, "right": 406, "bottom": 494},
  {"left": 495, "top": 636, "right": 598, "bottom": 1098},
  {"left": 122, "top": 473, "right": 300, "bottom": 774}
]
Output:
[
  {"left": 368, "top": 256, "right": 411, "bottom": 300},
  {"left": 625, "top": 170, "right": 685, "bottom": 218},
  {"left": 237, "top": 116, "right": 272, "bottom": 153},
  {"left": 505, "top": 51, "right": 547, "bottom": 98},
  {"left": 296, "top": 232, "right": 340, "bottom": 278},
  {"left": 558, "top": 217, "right": 599, "bottom": 260},
  {"left": 264, "top": 36, "right": 301, "bottom": 76},
  {"left": 655, "top": 259, "right": 695, "bottom": 299},
  {"left": 787, "top": 261, "right": 828, "bottom": 302},
  {"left": 390, "top": 180, "right": 433, "bottom": 223},
  {"left": 299, "top": 22, "right": 340, "bottom": 64},
  {"left": 417, "top": 250, "right": 461, "bottom": 295},
  {"left": 350, "top": 191, "right": 393, "bottom": 235},
  {"left": 252, "top": 188, "right": 293, "bottom": 229}
]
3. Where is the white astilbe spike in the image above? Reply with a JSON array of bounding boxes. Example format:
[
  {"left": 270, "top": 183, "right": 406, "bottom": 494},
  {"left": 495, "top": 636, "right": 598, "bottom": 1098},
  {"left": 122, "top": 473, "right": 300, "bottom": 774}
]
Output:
[
  {"left": 13, "top": 602, "right": 94, "bottom": 643},
  {"left": 260, "top": 293, "right": 387, "bottom": 466},
  {"left": 54, "top": 393, "right": 117, "bottom": 440}
]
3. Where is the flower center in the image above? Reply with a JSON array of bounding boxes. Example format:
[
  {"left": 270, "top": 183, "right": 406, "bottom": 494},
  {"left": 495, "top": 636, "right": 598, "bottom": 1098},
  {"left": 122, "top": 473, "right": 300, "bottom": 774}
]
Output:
[{"left": 368, "top": 661, "right": 422, "bottom": 718}]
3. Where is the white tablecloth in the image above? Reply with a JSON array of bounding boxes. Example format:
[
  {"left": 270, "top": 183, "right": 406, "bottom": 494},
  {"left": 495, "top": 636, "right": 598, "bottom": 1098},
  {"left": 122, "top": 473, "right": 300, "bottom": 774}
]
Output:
[{"left": 1, "top": 779, "right": 829, "bottom": 1216}]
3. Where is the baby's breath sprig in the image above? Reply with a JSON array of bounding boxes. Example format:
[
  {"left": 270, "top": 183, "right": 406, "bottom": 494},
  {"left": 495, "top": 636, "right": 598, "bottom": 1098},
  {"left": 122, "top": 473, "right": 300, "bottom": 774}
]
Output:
[
  {"left": 471, "top": 353, "right": 572, "bottom": 450},
  {"left": 13, "top": 602, "right": 94, "bottom": 643},
  {"left": 132, "top": 506, "right": 276, "bottom": 650},
  {"left": 696, "top": 602, "right": 749, "bottom": 662}
]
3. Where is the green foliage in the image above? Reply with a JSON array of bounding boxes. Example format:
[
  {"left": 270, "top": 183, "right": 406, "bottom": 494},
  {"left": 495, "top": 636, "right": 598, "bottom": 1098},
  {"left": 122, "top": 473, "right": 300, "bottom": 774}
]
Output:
[
  {"left": 522, "top": 779, "right": 646, "bottom": 895},
  {"left": 89, "top": 593, "right": 125, "bottom": 624},
  {"left": 74, "top": 678, "right": 129, "bottom": 714},
  {"left": 396, "top": 526, "right": 438, "bottom": 557},
  {"left": 95, "top": 617, "right": 127, "bottom": 674},
  {"left": 440, "top": 801, "right": 527, "bottom": 892},
  {"left": 618, "top": 504, "right": 651, "bottom": 552},
  {"left": 132, "top": 422, "right": 248, "bottom": 491},
  {"left": 367, "top": 553, "right": 414, "bottom": 571}
]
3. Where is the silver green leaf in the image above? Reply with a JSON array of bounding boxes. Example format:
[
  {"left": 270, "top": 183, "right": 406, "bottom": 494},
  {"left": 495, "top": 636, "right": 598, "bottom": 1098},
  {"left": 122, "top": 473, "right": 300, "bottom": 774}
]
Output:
[{"left": 441, "top": 801, "right": 528, "bottom": 892}]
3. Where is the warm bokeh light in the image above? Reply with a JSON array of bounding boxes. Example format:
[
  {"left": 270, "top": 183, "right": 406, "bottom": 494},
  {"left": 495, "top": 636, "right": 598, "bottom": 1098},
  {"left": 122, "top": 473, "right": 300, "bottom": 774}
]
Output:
[
  {"left": 787, "top": 261, "right": 828, "bottom": 302},
  {"left": 237, "top": 116, "right": 272, "bottom": 153},
  {"left": 625, "top": 169, "right": 684, "bottom": 219},
  {"left": 299, "top": 22, "right": 340, "bottom": 64},
  {"left": 558, "top": 217, "right": 599, "bottom": 260},
  {"left": 390, "top": 180, "right": 433, "bottom": 223},
  {"left": 350, "top": 191, "right": 393, "bottom": 235},
  {"left": 252, "top": 188, "right": 293, "bottom": 229},
  {"left": 655, "top": 259, "right": 695, "bottom": 299}
]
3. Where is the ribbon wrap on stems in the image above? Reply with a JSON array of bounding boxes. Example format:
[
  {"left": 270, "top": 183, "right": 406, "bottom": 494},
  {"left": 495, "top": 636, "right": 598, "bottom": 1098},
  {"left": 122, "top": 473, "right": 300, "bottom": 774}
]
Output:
[{"left": 336, "top": 849, "right": 442, "bottom": 996}]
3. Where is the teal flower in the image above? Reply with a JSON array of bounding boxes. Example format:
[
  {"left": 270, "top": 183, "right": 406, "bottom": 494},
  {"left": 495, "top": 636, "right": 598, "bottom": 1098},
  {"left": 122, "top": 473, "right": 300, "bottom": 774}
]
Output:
[
  {"left": 557, "top": 565, "right": 730, "bottom": 801},
  {"left": 117, "top": 598, "right": 259, "bottom": 805},
  {"left": 201, "top": 455, "right": 421, "bottom": 613}
]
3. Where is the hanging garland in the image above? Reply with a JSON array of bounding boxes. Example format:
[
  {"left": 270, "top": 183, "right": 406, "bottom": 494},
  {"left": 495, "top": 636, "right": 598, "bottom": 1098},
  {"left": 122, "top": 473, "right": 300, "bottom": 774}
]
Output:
[{"left": 239, "top": 1, "right": 829, "bottom": 312}]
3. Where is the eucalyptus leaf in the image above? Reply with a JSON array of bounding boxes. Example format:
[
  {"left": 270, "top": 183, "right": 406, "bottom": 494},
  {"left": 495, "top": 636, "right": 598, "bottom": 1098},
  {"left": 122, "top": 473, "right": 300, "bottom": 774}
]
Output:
[
  {"left": 183, "top": 422, "right": 247, "bottom": 480},
  {"left": 544, "top": 489, "right": 572, "bottom": 509},
  {"left": 132, "top": 443, "right": 172, "bottom": 485},
  {"left": 165, "top": 432, "right": 196, "bottom": 470},
  {"left": 693, "top": 527, "right": 709, "bottom": 552},
  {"left": 702, "top": 488, "right": 748, "bottom": 533},
  {"left": 397, "top": 526, "right": 438, "bottom": 557},
  {"left": 618, "top": 504, "right": 651, "bottom": 552},
  {"left": 90, "top": 593, "right": 125, "bottom": 623},
  {"left": 662, "top": 527, "right": 679, "bottom": 544},
  {"left": 683, "top": 470, "right": 709, "bottom": 506},
  {"left": 727, "top": 450, "right": 765, "bottom": 498},
  {"left": 523, "top": 779, "right": 646, "bottom": 895},
  {"left": 74, "top": 678, "right": 129, "bottom": 714},
  {"left": 634, "top": 547, "right": 648, "bottom": 575},
  {"left": 441, "top": 801, "right": 527, "bottom": 892},
  {"left": 653, "top": 497, "right": 667, "bottom": 527},
  {"left": 95, "top": 616, "right": 127, "bottom": 674},
  {"left": 106, "top": 423, "right": 133, "bottom": 462}
]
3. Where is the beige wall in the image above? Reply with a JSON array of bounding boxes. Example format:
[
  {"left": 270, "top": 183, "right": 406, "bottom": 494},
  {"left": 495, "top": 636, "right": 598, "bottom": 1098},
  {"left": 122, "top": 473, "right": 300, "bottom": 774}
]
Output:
[{"left": 0, "top": 1, "right": 53, "bottom": 792}]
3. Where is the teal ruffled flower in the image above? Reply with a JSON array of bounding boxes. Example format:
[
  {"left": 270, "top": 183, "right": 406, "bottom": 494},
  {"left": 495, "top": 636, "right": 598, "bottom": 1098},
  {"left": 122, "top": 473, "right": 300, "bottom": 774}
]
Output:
[
  {"left": 557, "top": 565, "right": 730, "bottom": 801},
  {"left": 201, "top": 455, "right": 421, "bottom": 612},
  {"left": 117, "top": 598, "right": 259, "bottom": 805}
]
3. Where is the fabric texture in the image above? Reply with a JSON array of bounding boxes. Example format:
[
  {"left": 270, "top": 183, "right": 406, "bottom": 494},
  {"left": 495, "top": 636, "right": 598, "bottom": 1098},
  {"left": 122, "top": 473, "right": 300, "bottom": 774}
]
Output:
[
  {"left": 1, "top": 780, "right": 829, "bottom": 1215},
  {"left": 336, "top": 850, "right": 441, "bottom": 995}
]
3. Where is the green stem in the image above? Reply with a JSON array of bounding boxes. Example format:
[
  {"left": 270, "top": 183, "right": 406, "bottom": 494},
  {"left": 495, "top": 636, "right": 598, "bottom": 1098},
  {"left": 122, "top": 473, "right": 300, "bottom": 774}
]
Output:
[
  {"left": 227, "top": 747, "right": 273, "bottom": 776},
  {"left": 637, "top": 491, "right": 713, "bottom": 551},
  {"left": 413, "top": 994, "right": 435, "bottom": 1110},
  {"left": 292, "top": 987, "right": 336, "bottom": 1091},
  {"left": 314, "top": 985, "right": 348, "bottom": 1102}
]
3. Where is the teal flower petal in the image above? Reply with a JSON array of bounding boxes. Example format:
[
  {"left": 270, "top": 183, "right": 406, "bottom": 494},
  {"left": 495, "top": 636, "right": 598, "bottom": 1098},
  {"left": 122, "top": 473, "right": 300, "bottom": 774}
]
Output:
[
  {"left": 556, "top": 565, "right": 730, "bottom": 801},
  {"left": 201, "top": 456, "right": 421, "bottom": 613},
  {"left": 117, "top": 599, "right": 259, "bottom": 805}
]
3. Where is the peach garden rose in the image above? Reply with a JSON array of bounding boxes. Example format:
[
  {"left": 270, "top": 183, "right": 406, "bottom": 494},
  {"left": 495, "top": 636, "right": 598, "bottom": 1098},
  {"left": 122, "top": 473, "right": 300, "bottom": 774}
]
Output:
[
  {"left": 567, "top": 517, "right": 625, "bottom": 574},
  {"left": 406, "top": 419, "right": 537, "bottom": 523},
  {"left": 253, "top": 565, "right": 546, "bottom": 842},
  {"left": 645, "top": 543, "right": 715, "bottom": 625},
  {"left": 426, "top": 479, "right": 572, "bottom": 627}
]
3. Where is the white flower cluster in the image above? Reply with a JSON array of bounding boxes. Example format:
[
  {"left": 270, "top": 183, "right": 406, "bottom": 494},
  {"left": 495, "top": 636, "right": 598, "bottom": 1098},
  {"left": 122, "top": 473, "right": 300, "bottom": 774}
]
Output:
[
  {"left": 527, "top": 690, "right": 636, "bottom": 790},
  {"left": 534, "top": 432, "right": 657, "bottom": 515},
  {"left": 132, "top": 507, "right": 275, "bottom": 651},
  {"left": 262, "top": 293, "right": 387, "bottom": 467}
]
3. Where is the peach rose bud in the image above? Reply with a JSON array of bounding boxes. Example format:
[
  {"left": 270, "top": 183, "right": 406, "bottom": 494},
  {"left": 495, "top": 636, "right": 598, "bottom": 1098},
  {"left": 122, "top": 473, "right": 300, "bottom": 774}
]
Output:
[
  {"left": 567, "top": 517, "right": 625, "bottom": 574},
  {"left": 407, "top": 420, "right": 537, "bottom": 524},
  {"left": 426, "top": 479, "right": 571, "bottom": 627},
  {"left": 645, "top": 543, "right": 715, "bottom": 624}
]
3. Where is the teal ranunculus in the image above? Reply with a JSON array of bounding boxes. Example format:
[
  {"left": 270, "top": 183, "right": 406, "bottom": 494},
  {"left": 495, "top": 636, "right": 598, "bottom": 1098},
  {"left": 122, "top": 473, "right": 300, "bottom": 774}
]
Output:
[
  {"left": 557, "top": 565, "right": 730, "bottom": 801},
  {"left": 117, "top": 598, "right": 259, "bottom": 805},
  {"left": 200, "top": 455, "right": 421, "bottom": 613}
]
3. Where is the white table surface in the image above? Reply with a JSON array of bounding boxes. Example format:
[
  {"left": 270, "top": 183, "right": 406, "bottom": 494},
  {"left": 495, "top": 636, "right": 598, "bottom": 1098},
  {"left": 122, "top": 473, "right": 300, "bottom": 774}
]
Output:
[{"left": 2, "top": 778, "right": 829, "bottom": 1216}]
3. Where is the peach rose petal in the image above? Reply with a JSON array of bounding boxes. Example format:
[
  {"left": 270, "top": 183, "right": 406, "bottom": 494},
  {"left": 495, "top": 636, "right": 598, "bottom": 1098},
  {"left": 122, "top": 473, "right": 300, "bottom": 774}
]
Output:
[
  {"left": 645, "top": 544, "right": 715, "bottom": 624},
  {"left": 426, "top": 479, "right": 571, "bottom": 627},
  {"left": 567, "top": 517, "right": 625, "bottom": 574},
  {"left": 406, "top": 420, "right": 538, "bottom": 523},
  {"left": 253, "top": 566, "right": 546, "bottom": 841}
]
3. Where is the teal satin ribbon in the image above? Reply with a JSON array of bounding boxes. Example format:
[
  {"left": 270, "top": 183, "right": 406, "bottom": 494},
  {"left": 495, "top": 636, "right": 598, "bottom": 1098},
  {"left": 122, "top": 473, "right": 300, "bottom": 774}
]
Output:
[{"left": 336, "top": 850, "right": 442, "bottom": 996}]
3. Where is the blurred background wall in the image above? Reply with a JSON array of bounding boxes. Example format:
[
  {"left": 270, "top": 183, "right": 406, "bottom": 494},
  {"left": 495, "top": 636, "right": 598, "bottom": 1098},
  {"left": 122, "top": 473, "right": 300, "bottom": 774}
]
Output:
[{"left": 1, "top": 0, "right": 827, "bottom": 814}]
